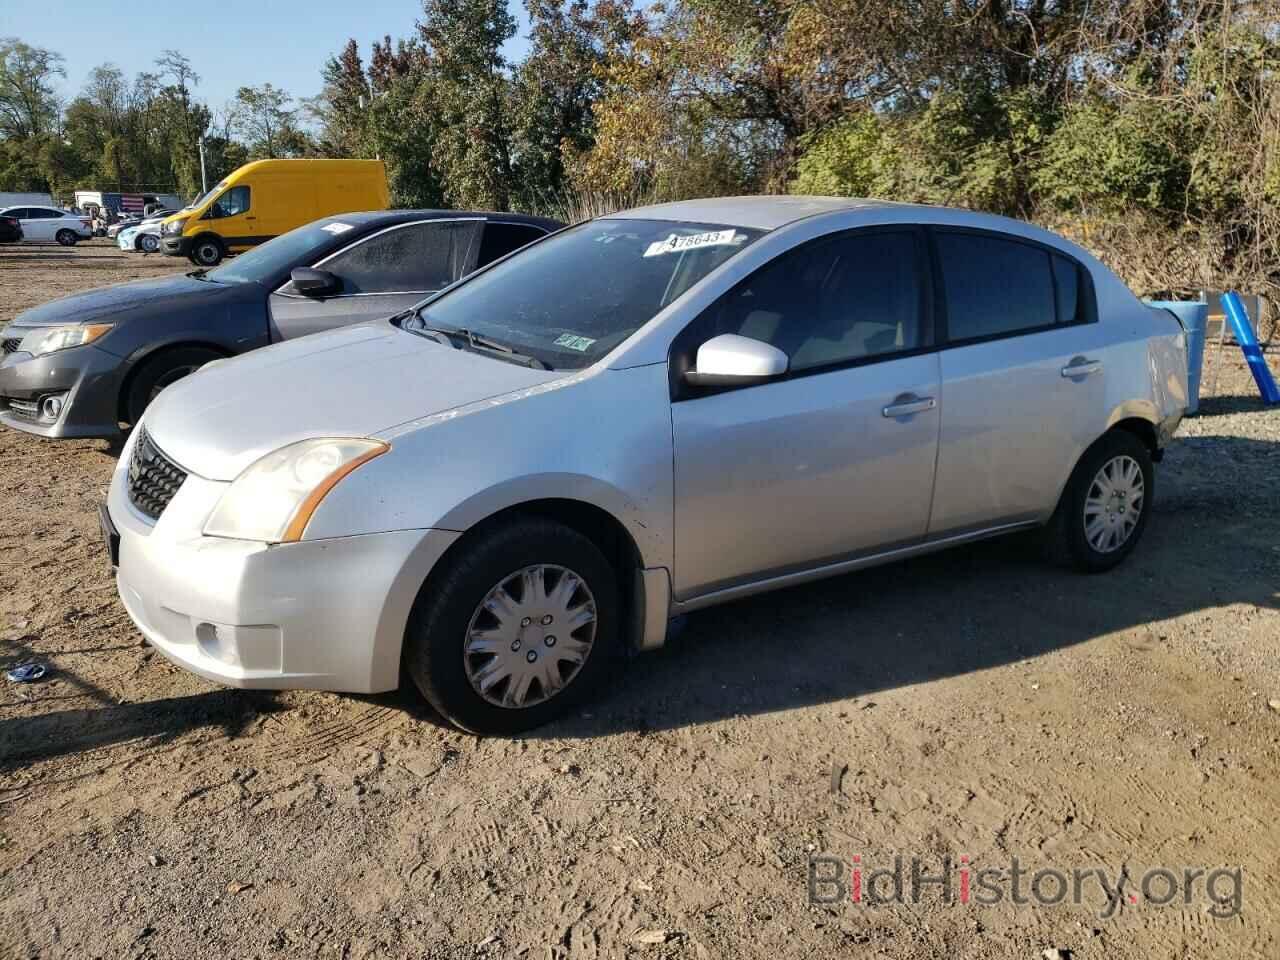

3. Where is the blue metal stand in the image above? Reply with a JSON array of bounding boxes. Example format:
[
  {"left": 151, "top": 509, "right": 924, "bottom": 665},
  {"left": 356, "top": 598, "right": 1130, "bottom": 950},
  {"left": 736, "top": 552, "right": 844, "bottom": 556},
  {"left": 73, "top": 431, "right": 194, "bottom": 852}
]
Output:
[{"left": 1221, "top": 291, "right": 1280, "bottom": 405}]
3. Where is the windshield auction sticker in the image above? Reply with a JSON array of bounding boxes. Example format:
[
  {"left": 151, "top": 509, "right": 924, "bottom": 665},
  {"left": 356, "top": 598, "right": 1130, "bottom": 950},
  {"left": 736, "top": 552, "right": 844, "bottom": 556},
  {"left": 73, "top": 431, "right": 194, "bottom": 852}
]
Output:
[
  {"left": 643, "top": 229, "right": 738, "bottom": 257},
  {"left": 554, "top": 333, "right": 596, "bottom": 352}
]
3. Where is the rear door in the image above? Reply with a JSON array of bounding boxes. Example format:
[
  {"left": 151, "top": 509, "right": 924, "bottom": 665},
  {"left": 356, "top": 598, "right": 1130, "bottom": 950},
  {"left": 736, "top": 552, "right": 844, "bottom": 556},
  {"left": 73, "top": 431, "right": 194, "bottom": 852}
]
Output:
[
  {"left": 22, "top": 208, "right": 54, "bottom": 241},
  {"left": 670, "top": 227, "right": 941, "bottom": 598},
  {"left": 928, "top": 229, "right": 1107, "bottom": 535},
  {"left": 267, "top": 219, "right": 484, "bottom": 340}
]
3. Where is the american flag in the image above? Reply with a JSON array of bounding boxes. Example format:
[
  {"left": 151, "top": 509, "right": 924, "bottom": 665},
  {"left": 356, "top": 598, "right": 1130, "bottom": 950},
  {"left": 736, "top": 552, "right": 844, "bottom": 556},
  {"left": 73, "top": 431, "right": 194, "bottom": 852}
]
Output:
[{"left": 119, "top": 194, "right": 147, "bottom": 214}]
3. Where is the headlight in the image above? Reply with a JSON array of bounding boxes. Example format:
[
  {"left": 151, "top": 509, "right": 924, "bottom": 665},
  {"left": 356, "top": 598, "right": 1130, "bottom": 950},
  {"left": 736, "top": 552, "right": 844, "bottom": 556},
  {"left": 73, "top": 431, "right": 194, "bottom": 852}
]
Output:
[
  {"left": 204, "top": 437, "right": 390, "bottom": 543},
  {"left": 163, "top": 218, "right": 187, "bottom": 236},
  {"left": 17, "top": 323, "right": 113, "bottom": 357}
]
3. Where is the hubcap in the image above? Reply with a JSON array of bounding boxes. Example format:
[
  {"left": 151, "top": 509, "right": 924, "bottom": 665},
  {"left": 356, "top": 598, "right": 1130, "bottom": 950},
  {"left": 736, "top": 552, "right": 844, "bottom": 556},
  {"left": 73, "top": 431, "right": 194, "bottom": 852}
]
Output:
[
  {"left": 463, "top": 564, "right": 596, "bottom": 709},
  {"left": 1083, "top": 454, "right": 1144, "bottom": 554}
]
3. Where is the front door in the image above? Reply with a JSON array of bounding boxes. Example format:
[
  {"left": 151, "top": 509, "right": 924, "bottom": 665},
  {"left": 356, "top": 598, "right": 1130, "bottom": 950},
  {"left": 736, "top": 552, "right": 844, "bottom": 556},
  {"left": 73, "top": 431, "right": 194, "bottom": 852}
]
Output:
[
  {"left": 670, "top": 228, "right": 941, "bottom": 599},
  {"left": 203, "top": 185, "right": 257, "bottom": 250},
  {"left": 268, "top": 219, "right": 484, "bottom": 340}
]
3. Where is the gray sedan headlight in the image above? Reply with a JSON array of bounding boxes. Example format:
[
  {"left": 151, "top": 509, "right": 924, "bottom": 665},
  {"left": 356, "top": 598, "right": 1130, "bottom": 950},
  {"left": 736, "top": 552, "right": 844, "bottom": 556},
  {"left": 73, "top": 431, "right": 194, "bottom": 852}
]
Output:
[
  {"left": 204, "top": 437, "right": 390, "bottom": 543},
  {"left": 17, "top": 323, "right": 113, "bottom": 357}
]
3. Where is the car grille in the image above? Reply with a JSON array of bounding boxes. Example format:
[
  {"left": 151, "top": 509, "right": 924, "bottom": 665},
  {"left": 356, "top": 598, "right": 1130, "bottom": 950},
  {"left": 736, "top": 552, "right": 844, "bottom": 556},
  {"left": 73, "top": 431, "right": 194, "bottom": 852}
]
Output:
[
  {"left": 6, "top": 398, "right": 38, "bottom": 420},
  {"left": 2, "top": 337, "right": 20, "bottom": 354},
  {"left": 127, "top": 427, "right": 188, "bottom": 520}
]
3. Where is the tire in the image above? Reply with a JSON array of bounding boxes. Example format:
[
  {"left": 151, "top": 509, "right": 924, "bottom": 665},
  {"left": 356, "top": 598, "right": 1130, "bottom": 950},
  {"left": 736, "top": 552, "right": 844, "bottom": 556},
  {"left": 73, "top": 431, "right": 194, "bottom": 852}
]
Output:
[
  {"left": 123, "top": 346, "right": 224, "bottom": 424},
  {"left": 1044, "top": 430, "right": 1154, "bottom": 573},
  {"left": 404, "top": 518, "right": 620, "bottom": 735},
  {"left": 139, "top": 233, "right": 160, "bottom": 253},
  {"left": 55, "top": 229, "right": 78, "bottom": 246},
  {"left": 190, "top": 235, "right": 224, "bottom": 266}
]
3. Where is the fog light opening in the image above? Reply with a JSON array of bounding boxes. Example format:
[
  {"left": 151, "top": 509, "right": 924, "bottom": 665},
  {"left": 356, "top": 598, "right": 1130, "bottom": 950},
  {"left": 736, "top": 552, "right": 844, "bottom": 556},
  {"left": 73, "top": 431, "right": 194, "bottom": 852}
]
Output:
[
  {"left": 39, "top": 394, "right": 64, "bottom": 422},
  {"left": 195, "top": 621, "right": 241, "bottom": 667}
]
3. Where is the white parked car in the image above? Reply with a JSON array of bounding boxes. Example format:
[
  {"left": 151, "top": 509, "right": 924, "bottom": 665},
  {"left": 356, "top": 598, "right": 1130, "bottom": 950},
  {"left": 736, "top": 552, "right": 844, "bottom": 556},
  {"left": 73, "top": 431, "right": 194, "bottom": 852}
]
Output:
[
  {"left": 0, "top": 206, "right": 92, "bottom": 245},
  {"left": 103, "top": 197, "right": 1188, "bottom": 734},
  {"left": 117, "top": 220, "right": 162, "bottom": 253}
]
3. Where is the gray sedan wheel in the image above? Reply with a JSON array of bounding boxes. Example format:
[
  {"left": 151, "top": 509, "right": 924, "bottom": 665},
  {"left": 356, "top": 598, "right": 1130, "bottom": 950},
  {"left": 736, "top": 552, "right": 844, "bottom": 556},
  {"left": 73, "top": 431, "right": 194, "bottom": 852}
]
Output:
[{"left": 55, "top": 229, "right": 78, "bottom": 246}]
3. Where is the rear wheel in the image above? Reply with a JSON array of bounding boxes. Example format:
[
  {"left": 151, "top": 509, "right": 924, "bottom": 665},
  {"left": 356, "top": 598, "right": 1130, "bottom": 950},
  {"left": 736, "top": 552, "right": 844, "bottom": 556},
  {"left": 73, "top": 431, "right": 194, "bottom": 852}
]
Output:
[
  {"left": 123, "top": 346, "right": 224, "bottom": 425},
  {"left": 55, "top": 229, "right": 78, "bottom": 246},
  {"left": 189, "top": 235, "right": 224, "bottom": 266},
  {"left": 1045, "top": 430, "right": 1154, "bottom": 572},
  {"left": 404, "top": 518, "right": 619, "bottom": 735}
]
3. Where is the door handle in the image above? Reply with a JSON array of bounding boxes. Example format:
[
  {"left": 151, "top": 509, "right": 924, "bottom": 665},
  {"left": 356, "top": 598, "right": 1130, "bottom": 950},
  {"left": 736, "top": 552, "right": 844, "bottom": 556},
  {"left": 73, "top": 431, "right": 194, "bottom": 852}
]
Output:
[
  {"left": 882, "top": 395, "right": 936, "bottom": 418},
  {"left": 1061, "top": 358, "right": 1101, "bottom": 378}
]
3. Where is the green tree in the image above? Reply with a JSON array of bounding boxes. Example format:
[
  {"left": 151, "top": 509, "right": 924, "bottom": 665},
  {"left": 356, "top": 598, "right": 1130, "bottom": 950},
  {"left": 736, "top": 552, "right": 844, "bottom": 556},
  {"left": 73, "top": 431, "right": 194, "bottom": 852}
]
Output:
[
  {"left": 0, "top": 38, "right": 64, "bottom": 139},
  {"left": 417, "top": 0, "right": 517, "bottom": 208}
]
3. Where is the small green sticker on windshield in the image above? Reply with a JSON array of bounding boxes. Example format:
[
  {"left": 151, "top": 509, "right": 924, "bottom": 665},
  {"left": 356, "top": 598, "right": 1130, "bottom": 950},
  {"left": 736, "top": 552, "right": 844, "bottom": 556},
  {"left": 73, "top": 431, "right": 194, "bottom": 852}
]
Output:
[{"left": 554, "top": 333, "right": 596, "bottom": 352}]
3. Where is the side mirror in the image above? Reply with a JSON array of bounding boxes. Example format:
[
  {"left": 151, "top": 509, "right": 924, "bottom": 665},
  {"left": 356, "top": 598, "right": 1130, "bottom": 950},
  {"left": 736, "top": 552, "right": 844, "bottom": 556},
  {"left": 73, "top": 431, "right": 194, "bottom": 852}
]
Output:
[
  {"left": 290, "top": 267, "right": 342, "bottom": 298},
  {"left": 684, "top": 333, "right": 788, "bottom": 388}
]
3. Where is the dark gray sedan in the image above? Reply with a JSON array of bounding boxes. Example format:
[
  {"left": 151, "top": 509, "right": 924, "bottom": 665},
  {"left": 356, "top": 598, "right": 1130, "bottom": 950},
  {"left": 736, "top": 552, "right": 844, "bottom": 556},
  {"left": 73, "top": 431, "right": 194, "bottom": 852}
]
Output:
[{"left": 0, "top": 210, "right": 560, "bottom": 438}]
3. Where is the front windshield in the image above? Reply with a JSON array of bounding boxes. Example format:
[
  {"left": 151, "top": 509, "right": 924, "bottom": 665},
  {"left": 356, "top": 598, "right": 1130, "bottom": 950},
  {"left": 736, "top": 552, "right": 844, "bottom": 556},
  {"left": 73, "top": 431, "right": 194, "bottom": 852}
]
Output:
[
  {"left": 405, "top": 218, "right": 763, "bottom": 370},
  {"left": 188, "top": 181, "right": 226, "bottom": 211},
  {"left": 206, "top": 219, "right": 353, "bottom": 285}
]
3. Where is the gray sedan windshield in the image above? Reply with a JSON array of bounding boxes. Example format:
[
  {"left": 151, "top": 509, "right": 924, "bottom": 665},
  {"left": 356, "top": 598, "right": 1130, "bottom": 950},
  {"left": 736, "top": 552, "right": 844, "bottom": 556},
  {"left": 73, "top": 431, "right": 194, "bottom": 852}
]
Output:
[{"left": 407, "top": 219, "right": 763, "bottom": 369}]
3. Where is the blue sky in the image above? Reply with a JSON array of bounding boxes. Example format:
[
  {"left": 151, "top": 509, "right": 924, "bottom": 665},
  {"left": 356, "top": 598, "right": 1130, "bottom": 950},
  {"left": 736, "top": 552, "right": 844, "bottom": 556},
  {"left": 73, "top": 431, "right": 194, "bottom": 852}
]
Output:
[{"left": 3, "top": 0, "right": 531, "bottom": 117}]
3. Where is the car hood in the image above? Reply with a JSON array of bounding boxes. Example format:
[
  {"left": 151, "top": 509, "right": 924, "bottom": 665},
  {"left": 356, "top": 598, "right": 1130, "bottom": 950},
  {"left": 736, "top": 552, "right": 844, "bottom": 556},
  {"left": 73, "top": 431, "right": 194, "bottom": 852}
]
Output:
[
  {"left": 9, "top": 273, "right": 230, "bottom": 327},
  {"left": 143, "top": 322, "right": 566, "bottom": 481}
]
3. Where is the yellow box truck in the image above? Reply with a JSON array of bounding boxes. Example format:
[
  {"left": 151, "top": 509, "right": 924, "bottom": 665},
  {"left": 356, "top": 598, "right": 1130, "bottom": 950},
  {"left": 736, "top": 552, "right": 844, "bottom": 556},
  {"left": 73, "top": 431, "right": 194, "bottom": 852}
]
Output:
[{"left": 160, "top": 159, "right": 389, "bottom": 266}]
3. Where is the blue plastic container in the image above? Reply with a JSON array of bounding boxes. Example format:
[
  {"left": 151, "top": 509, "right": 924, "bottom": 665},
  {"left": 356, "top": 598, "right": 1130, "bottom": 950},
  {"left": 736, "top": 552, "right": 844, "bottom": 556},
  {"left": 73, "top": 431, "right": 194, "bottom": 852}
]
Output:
[{"left": 1146, "top": 301, "right": 1208, "bottom": 414}]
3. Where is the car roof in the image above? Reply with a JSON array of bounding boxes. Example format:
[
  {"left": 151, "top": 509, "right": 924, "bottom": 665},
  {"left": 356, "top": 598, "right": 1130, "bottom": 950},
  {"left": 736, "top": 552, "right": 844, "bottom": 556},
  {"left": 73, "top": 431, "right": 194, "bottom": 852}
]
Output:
[
  {"left": 314, "top": 210, "right": 564, "bottom": 232},
  {"left": 606, "top": 196, "right": 900, "bottom": 231}
]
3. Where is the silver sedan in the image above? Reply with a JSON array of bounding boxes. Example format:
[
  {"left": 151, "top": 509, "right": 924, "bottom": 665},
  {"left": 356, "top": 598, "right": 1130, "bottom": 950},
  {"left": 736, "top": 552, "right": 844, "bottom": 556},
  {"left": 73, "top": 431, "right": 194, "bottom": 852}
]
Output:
[{"left": 104, "top": 197, "right": 1188, "bottom": 734}]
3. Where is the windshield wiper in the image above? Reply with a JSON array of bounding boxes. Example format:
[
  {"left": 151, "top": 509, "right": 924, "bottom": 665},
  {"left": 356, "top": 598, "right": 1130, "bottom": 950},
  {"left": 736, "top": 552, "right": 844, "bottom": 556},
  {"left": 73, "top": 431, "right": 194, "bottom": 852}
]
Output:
[
  {"left": 186, "top": 269, "right": 209, "bottom": 280},
  {"left": 413, "top": 322, "right": 549, "bottom": 370}
]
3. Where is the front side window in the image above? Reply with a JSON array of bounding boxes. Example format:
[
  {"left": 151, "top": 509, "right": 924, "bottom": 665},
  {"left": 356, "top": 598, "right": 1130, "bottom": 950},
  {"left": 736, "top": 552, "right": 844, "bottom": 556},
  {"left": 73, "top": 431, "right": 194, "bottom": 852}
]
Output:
[
  {"left": 405, "top": 219, "right": 763, "bottom": 370},
  {"left": 696, "top": 230, "right": 925, "bottom": 371},
  {"left": 318, "top": 220, "right": 482, "bottom": 294},
  {"left": 936, "top": 232, "right": 1057, "bottom": 341},
  {"left": 207, "top": 185, "right": 250, "bottom": 220}
]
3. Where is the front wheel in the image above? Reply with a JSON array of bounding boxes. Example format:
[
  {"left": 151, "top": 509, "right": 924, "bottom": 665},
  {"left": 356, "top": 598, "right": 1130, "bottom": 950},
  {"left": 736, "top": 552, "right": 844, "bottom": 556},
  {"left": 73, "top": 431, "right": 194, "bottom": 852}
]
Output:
[
  {"left": 1045, "top": 430, "right": 1154, "bottom": 573},
  {"left": 123, "top": 346, "right": 224, "bottom": 425},
  {"left": 189, "top": 235, "right": 224, "bottom": 266},
  {"left": 139, "top": 233, "right": 160, "bottom": 253},
  {"left": 404, "top": 518, "right": 619, "bottom": 735},
  {"left": 55, "top": 229, "right": 78, "bottom": 246}
]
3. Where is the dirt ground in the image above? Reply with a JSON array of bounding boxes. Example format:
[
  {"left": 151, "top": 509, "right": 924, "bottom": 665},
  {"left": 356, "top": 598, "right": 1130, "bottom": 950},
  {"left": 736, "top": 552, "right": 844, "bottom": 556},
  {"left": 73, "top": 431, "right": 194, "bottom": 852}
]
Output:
[{"left": 1, "top": 240, "right": 1279, "bottom": 960}]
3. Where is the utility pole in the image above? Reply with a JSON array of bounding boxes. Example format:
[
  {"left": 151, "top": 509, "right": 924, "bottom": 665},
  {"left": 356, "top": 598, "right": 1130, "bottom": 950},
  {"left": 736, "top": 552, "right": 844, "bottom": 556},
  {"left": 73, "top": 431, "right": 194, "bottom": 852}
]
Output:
[{"left": 198, "top": 136, "right": 208, "bottom": 194}]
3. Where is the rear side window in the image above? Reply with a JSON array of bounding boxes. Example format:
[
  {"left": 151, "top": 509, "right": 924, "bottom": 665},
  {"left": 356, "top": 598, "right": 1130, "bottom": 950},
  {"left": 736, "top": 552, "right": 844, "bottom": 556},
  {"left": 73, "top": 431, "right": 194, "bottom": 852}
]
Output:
[
  {"left": 937, "top": 232, "right": 1056, "bottom": 341},
  {"left": 321, "top": 220, "right": 482, "bottom": 294},
  {"left": 477, "top": 222, "right": 547, "bottom": 266}
]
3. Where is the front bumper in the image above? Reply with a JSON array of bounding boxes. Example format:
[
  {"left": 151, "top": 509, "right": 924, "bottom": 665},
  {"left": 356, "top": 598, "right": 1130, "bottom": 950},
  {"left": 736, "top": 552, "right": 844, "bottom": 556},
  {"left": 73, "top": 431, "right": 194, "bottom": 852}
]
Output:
[
  {"left": 107, "top": 441, "right": 460, "bottom": 693},
  {"left": 161, "top": 235, "right": 191, "bottom": 258},
  {"left": 0, "top": 341, "right": 125, "bottom": 438}
]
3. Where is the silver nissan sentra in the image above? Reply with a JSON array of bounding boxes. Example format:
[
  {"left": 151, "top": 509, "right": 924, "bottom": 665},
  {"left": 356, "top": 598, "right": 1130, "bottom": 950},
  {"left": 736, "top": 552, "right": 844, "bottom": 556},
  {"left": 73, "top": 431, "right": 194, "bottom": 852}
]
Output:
[{"left": 103, "top": 197, "right": 1187, "bottom": 734}]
